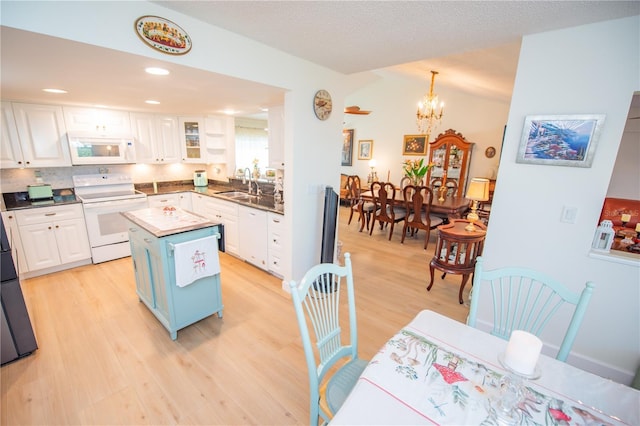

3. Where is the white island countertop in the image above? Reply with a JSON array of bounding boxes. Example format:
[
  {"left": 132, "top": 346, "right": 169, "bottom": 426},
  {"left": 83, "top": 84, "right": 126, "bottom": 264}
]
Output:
[{"left": 122, "top": 207, "right": 220, "bottom": 237}]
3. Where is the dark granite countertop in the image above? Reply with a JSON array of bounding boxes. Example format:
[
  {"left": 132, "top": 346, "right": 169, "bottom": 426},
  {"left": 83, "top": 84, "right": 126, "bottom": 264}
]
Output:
[
  {"left": 136, "top": 180, "right": 284, "bottom": 215},
  {"left": 3, "top": 188, "right": 81, "bottom": 211}
]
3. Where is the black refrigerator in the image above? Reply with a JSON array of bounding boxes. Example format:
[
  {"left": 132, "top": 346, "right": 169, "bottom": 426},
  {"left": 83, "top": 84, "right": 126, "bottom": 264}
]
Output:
[{"left": 1, "top": 216, "right": 37, "bottom": 365}]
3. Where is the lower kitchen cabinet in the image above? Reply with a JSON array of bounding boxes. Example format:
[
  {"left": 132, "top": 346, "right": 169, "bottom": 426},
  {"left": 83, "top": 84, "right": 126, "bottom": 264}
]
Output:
[
  {"left": 238, "top": 206, "right": 267, "bottom": 270},
  {"left": 192, "top": 194, "right": 238, "bottom": 255},
  {"left": 148, "top": 192, "right": 192, "bottom": 211},
  {"left": 267, "top": 212, "right": 286, "bottom": 278},
  {"left": 1, "top": 211, "right": 29, "bottom": 274},
  {"left": 15, "top": 204, "right": 91, "bottom": 273},
  {"left": 126, "top": 219, "right": 223, "bottom": 340}
]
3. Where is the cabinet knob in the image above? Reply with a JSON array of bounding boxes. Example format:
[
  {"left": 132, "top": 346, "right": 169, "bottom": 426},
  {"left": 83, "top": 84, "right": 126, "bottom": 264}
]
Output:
[
  {"left": 48, "top": 226, "right": 52, "bottom": 230},
  {"left": 55, "top": 225, "right": 59, "bottom": 229}
]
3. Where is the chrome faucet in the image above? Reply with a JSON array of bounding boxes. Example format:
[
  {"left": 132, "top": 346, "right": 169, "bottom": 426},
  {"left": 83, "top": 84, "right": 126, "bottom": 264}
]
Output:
[{"left": 243, "top": 167, "right": 261, "bottom": 196}]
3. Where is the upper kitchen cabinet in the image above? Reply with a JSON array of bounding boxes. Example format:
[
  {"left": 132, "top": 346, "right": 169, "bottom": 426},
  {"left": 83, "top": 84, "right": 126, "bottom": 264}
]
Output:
[
  {"left": 204, "top": 115, "right": 234, "bottom": 165},
  {"left": 179, "top": 117, "right": 206, "bottom": 163},
  {"left": 426, "top": 129, "right": 474, "bottom": 198},
  {"left": 268, "top": 105, "right": 284, "bottom": 169},
  {"left": 1, "top": 102, "right": 71, "bottom": 168},
  {"left": 131, "top": 113, "right": 181, "bottom": 164},
  {"left": 63, "top": 106, "right": 131, "bottom": 136}
]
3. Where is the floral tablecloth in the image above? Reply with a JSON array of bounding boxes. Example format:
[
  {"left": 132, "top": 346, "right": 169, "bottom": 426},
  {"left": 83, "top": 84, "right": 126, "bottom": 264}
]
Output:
[{"left": 332, "top": 311, "right": 638, "bottom": 425}]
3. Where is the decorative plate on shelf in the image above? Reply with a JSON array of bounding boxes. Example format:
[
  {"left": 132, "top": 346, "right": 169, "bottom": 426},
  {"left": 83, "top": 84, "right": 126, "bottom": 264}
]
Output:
[
  {"left": 313, "top": 90, "right": 332, "bottom": 120},
  {"left": 135, "top": 15, "right": 192, "bottom": 55}
]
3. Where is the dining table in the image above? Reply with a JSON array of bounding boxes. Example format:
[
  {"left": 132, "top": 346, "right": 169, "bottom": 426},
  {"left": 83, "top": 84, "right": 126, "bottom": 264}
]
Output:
[
  {"left": 331, "top": 310, "right": 639, "bottom": 425},
  {"left": 360, "top": 190, "right": 470, "bottom": 219}
]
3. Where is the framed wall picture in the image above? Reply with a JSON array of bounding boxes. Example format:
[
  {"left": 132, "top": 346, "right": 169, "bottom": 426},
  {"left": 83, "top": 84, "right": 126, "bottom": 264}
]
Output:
[
  {"left": 402, "top": 135, "right": 427, "bottom": 156},
  {"left": 342, "top": 129, "right": 354, "bottom": 166},
  {"left": 516, "top": 114, "right": 605, "bottom": 167},
  {"left": 358, "top": 140, "right": 373, "bottom": 160}
]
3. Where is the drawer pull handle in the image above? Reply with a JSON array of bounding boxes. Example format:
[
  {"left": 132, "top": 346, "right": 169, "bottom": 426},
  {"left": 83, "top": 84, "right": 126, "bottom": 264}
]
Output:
[
  {"left": 129, "top": 228, "right": 138, "bottom": 232},
  {"left": 144, "top": 238, "right": 152, "bottom": 243},
  {"left": 45, "top": 212, "right": 57, "bottom": 216},
  {"left": 272, "top": 219, "right": 280, "bottom": 223}
]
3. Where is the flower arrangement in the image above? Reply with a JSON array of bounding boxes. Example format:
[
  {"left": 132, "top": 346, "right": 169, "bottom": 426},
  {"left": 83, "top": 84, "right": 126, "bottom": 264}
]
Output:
[{"left": 402, "top": 158, "right": 433, "bottom": 185}]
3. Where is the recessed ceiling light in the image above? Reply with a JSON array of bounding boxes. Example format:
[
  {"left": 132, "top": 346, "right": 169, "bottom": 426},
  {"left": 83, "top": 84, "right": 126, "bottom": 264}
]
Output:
[
  {"left": 145, "top": 67, "right": 170, "bottom": 75},
  {"left": 222, "top": 109, "right": 236, "bottom": 115},
  {"left": 145, "top": 100, "right": 160, "bottom": 105},
  {"left": 42, "top": 88, "right": 67, "bottom": 94}
]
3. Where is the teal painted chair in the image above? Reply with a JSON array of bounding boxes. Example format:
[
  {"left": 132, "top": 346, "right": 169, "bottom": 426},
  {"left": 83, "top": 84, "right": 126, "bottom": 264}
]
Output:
[
  {"left": 290, "top": 252, "right": 368, "bottom": 425},
  {"left": 467, "top": 256, "right": 595, "bottom": 362}
]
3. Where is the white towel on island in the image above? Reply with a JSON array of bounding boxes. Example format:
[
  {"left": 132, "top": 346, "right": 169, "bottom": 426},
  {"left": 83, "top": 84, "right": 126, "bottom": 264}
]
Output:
[{"left": 173, "top": 235, "right": 220, "bottom": 288}]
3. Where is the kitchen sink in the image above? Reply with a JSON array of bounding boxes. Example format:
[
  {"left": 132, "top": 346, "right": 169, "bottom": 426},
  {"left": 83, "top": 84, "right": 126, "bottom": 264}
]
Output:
[{"left": 218, "top": 191, "right": 259, "bottom": 201}]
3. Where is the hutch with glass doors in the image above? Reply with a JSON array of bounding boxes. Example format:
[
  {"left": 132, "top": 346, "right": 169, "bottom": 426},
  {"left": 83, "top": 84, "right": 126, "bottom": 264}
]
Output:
[{"left": 426, "top": 129, "right": 474, "bottom": 198}]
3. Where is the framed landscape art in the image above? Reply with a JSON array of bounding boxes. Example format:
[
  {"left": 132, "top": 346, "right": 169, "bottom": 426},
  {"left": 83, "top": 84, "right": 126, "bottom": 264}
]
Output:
[
  {"left": 358, "top": 140, "right": 373, "bottom": 160},
  {"left": 342, "top": 129, "right": 354, "bottom": 166},
  {"left": 516, "top": 114, "right": 605, "bottom": 167},
  {"left": 402, "top": 135, "right": 427, "bottom": 156}
]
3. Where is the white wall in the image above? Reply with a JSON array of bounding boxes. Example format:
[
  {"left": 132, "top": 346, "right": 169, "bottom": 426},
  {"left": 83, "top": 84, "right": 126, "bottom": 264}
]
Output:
[
  {"left": 1, "top": 0, "right": 354, "bottom": 282},
  {"left": 343, "top": 70, "right": 510, "bottom": 188},
  {"left": 481, "top": 16, "right": 640, "bottom": 383}
]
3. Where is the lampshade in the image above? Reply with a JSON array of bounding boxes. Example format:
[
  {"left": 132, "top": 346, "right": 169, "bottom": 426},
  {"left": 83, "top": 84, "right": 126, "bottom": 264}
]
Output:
[
  {"left": 369, "top": 159, "right": 377, "bottom": 168},
  {"left": 465, "top": 178, "right": 490, "bottom": 201}
]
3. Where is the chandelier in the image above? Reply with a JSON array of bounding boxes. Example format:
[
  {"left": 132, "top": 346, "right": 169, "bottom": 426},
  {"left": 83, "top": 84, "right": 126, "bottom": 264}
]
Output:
[{"left": 416, "top": 70, "right": 444, "bottom": 138}]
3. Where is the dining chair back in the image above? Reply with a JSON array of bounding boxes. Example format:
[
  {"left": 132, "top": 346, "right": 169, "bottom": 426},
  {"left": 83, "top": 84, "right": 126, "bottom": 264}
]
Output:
[
  {"left": 430, "top": 177, "right": 458, "bottom": 199},
  {"left": 369, "top": 181, "right": 406, "bottom": 240},
  {"left": 467, "top": 256, "right": 595, "bottom": 362},
  {"left": 289, "top": 253, "right": 368, "bottom": 425},
  {"left": 401, "top": 185, "right": 443, "bottom": 249},
  {"left": 346, "top": 175, "right": 374, "bottom": 232}
]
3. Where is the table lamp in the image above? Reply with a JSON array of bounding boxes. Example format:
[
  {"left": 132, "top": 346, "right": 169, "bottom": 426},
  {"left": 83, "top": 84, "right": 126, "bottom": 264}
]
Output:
[
  {"left": 368, "top": 159, "right": 378, "bottom": 184},
  {"left": 464, "top": 178, "right": 490, "bottom": 231}
]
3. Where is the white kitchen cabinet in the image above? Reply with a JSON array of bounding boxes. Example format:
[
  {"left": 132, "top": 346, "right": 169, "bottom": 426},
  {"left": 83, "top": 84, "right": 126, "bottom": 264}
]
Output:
[
  {"left": 191, "top": 194, "right": 239, "bottom": 255},
  {"left": 0, "top": 101, "right": 22, "bottom": 169},
  {"left": 238, "top": 206, "right": 268, "bottom": 270},
  {"left": 1, "top": 211, "right": 29, "bottom": 274},
  {"left": 131, "top": 113, "right": 181, "bottom": 164},
  {"left": 63, "top": 106, "right": 131, "bottom": 136},
  {"left": 179, "top": 117, "right": 206, "bottom": 163},
  {"left": 15, "top": 204, "right": 91, "bottom": 272},
  {"left": 148, "top": 192, "right": 192, "bottom": 211},
  {"left": 267, "top": 212, "right": 286, "bottom": 278},
  {"left": 204, "top": 115, "right": 234, "bottom": 165},
  {"left": 3, "top": 102, "right": 71, "bottom": 168},
  {"left": 268, "top": 105, "right": 284, "bottom": 169}
]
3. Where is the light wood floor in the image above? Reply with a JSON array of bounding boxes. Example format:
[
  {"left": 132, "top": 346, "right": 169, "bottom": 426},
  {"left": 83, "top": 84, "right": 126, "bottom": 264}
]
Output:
[{"left": 1, "top": 206, "right": 470, "bottom": 425}]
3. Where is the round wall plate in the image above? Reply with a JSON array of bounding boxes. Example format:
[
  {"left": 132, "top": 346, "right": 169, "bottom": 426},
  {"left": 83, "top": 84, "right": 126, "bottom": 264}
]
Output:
[
  {"left": 485, "top": 146, "right": 496, "bottom": 158},
  {"left": 313, "top": 89, "right": 332, "bottom": 120}
]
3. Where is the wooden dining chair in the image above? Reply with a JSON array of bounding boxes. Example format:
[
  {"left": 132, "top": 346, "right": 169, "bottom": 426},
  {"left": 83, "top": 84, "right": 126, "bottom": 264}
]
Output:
[
  {"left": 467, "top": 256, "right": 595, "bottom": 362},
  {"left": 369, "top": 181, "right": 406, "bottom": 240},
  {"left": 430, "top": 177, "right": 458, "bottom": 199},
  {"left": 289, "top": 253, "right": 368, "bottom": 425},
  {"left": 401, "top": 185, "right": 443, "bottom": 249},
  {"left": 346, "top": 175, "right": 375, "bottom": 232}
]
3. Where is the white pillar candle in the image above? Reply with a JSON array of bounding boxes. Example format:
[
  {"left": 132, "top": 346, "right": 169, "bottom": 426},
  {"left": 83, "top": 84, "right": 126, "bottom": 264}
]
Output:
[{"left": 504, "top": 330, "right": 542, "bottom": 375}]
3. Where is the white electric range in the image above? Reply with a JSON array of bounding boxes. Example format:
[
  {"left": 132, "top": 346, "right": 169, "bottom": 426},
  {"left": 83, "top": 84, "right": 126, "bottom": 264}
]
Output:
[{"left": 73, "top": 174, "right": 147, "bottom": 263}]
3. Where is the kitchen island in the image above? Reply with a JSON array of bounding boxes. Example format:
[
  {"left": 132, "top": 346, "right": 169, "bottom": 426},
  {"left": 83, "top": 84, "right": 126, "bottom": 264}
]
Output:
[{"left": 122, "top": 207, "right": 224, "bottom": 340}]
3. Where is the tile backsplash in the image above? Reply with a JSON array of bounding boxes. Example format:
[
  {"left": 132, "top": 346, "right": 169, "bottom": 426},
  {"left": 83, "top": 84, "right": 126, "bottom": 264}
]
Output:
[{"left": 0, "top": 163, "right": 230, "bottom": 193}]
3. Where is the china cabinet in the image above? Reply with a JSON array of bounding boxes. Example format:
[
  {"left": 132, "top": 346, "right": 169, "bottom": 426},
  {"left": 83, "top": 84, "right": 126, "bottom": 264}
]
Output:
[{"left": 426, "top": 129, "right": 474, "bottom": 198}]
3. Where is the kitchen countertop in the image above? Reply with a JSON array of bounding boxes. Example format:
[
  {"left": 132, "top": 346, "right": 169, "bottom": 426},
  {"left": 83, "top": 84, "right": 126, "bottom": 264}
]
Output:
[
  {"left": 136, "top": 180, "right": 284, "bottom": 215},
  {"left": 122, "top": 207, "right": 220, "bottom": 238},
  {"left": 2, "top": 188, "right": 81, "bottom": 211}
]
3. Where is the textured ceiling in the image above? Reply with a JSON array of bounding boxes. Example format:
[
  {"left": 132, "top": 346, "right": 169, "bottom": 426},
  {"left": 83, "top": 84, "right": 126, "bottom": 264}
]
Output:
[{"left": 1, "top": 1, "right": 638, "bottom": 117}]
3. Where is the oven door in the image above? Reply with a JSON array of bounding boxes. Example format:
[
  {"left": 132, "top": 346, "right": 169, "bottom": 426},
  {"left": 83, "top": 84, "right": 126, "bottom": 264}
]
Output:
[{"left": 82, "top": 198, "right": 148, "bottom": 247}]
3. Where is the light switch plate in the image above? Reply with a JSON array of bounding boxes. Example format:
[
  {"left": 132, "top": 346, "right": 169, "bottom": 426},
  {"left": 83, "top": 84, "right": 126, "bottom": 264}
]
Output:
[{"left": 561, "top": 206, "right": 578, "bottom": 223}]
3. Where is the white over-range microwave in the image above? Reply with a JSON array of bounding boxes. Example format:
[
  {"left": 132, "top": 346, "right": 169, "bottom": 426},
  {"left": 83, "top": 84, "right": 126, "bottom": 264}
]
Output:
[{"left": 67, "top": 133, "right": 137, "bottom": 165}]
